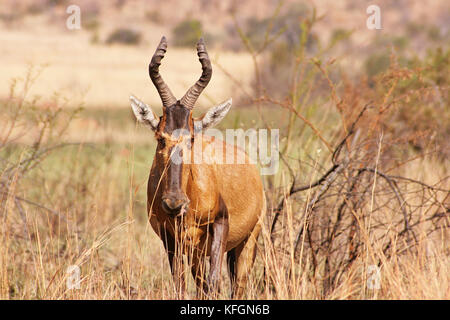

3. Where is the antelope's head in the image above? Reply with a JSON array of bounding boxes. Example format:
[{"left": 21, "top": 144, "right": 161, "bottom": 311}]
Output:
[{"left": 130, "top": 36, "right": 232, "bottom": 217}]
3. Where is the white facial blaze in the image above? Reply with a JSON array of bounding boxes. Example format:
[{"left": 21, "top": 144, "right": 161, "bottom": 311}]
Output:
[
  {"left": 195, "top": 98, "right": 232, "bottom": 132},
  {"left": 129, "top": 95, "right": 160, "bottom": 131}
]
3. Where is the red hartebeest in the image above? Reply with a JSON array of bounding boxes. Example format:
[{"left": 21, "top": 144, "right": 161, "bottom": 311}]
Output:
[{"left": 130, "top": 37, "right": 265, "bottom": 298}]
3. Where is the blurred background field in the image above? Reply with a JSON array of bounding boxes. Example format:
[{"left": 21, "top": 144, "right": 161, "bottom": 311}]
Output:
[{"left": 0, "top": 0, "right": 448, "bottom": 299}]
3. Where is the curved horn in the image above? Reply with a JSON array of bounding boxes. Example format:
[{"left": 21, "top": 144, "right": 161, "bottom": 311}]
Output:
[
  {"left": 180, "top": 38, "right": 212, "bottom": 109},
  {"left": 149, "top": 36, "right": 177, "bottom": 108}
]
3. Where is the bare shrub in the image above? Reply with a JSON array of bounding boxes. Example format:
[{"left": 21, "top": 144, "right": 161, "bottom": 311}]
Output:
[{"left": 220, "top": 3, "right": 450, "bottom": 298}]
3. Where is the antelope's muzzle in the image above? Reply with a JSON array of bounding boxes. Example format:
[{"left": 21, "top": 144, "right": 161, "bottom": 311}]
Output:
[{"left": 162, "top": 193, "right": 189, "bottom": 217}]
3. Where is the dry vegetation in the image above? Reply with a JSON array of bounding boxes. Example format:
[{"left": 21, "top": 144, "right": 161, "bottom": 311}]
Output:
[{"left": 0, "top": 1, "right": 449, "bottom": 299}]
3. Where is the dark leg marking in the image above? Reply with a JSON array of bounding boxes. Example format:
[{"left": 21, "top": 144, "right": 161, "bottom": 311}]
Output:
[
  {"left": 207, "top": 195, "right": 229, "bottom": 297},
  {"left": 160, "top": 227, "right": 186, "bottom": 298},
  {"left": 227, "top": 248, "right": 236, "bottom": 298}
]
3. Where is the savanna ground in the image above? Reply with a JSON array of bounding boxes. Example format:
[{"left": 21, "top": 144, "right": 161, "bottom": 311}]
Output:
[{"left": 0, "top": 0, "right": 449, "bottom": 299}]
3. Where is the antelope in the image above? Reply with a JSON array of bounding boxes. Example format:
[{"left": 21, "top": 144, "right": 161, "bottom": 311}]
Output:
[{"left": 129, "top": 37, "right": 265, "bottom": 298}]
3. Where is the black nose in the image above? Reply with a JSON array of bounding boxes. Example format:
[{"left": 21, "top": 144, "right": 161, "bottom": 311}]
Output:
[{"left": 162, "top": 196, "right": 189, "bottom": 215}]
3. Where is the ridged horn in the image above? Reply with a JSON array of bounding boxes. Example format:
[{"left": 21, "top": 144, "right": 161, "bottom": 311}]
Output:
[
  {"left": 149, "top": 36, "right": 177, "bottom": 108},
  {"left": 180, "top": 38, "right": 212, "bottom": 109}
]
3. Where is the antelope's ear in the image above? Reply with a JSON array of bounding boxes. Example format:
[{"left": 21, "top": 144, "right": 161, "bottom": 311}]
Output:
[
  {"left": 194, "top": 98, "right": 232, "bottom": 132},
  {"left": 130, "top": 95, "right": 160, "bottom": 131}
]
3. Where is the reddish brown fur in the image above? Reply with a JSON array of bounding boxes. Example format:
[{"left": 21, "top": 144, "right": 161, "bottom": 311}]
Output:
[
  {"left": 133, "top": 37, "right": 265, "bottom": 298},
  {"left": 148, "top": 127, "right": 265, "bottom": 298}
]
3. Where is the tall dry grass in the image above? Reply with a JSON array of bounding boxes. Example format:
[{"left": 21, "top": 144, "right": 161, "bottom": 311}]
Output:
[
  {"left": 1, "top": 64, "right": 448, "bottom": 300},
  {"left": 0, "top": 4, "right": 449, "bottom": 300}
]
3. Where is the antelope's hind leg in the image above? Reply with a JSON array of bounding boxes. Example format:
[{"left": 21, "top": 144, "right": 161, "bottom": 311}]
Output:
[
  {"left": 232, "top": 222, "right": 261, "bottom": 299},
  {"left": 227, "top": 248, "right": 237, "bottom": 298},
  {"left": 207, "top": 196, "right": 229, "bottom": 298}
]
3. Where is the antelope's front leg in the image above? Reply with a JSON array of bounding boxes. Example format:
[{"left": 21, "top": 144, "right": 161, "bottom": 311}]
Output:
[
  {"left": 208, "top": 196, "right": 229, "bottom": 296},
  {"left": 160, "top": 227, "right": 187, "bottom": 299}
]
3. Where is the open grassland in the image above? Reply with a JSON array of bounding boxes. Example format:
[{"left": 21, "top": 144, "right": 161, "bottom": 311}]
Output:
[{"left": 0, "top": 21, "right": 254, "bottom": 110}]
